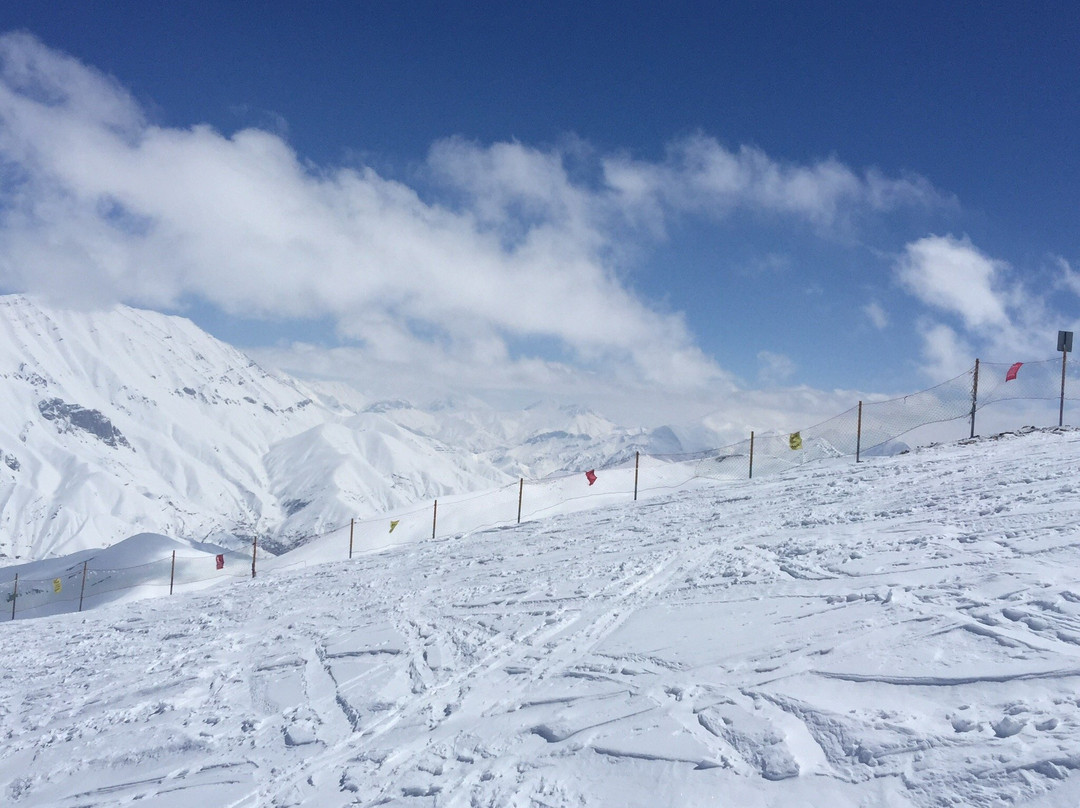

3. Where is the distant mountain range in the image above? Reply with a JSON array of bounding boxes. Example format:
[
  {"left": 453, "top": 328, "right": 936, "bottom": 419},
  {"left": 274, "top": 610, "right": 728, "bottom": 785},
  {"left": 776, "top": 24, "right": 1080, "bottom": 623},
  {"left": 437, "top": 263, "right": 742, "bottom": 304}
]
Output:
[{"left": 0, "top": 295, "right": 697, "bottom": 562}]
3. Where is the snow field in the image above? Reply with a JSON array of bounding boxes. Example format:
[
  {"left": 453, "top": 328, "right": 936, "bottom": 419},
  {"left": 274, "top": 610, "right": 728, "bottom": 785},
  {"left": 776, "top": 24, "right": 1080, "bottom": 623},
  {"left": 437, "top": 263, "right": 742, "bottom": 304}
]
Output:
[{"left": 3, "top": 429, "right": 1080, "bottom": 805}]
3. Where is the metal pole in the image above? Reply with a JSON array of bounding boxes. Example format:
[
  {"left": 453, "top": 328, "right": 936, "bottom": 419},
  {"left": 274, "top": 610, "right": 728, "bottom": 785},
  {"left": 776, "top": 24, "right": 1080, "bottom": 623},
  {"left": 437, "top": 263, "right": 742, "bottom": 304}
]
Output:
[
  {"left": 633, "top": 452, "right": 640, "bottom": 501},
  {"left": 348, "top": 518, "right": 354, "bottom": 560},
  {"left": 432, "top": 500, "right": 438, "bottom": 540},
  {"left": 517, "top": 478, "right": 524, "bottom": 525},
  {"left": 970, "top": 359, "right": 980, "bottom": 439},
  {"left": 78, "top": 560, "right": 88, "bottom": 612},
  {"left": 856, "top": 401, "right": 863, "bottom": 463},
  {"left": 1060, "top": 350, "right": 1068, "bottom": 427},
  {"left": 749, "top": 431, "right": 755, "bottom": 479},
  {"left": 251, "top": 535, "right": 257, "bottom": 579},
  {"left": 169, "top": 550, "right": 176, "bottom": 595},
  {"left": 11, "top": 573, "right": 17, "bottom": 620}
]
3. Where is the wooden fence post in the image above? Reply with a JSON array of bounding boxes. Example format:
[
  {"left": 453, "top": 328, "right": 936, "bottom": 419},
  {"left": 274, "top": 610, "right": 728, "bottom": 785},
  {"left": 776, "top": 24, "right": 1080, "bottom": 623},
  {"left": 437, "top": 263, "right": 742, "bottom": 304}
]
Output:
[
  {"left": 517, "top": 478, "right": 524, "bottom": 525},
  {"left": 78, "top": 560, "right": 88, "bottom": 612},
  {"left": 348, "top": 518, "right": 354, "bottom": 560},
  {"left": 856, "top": 401, "right": 863, "bottom": 463},
  {"left": 10, "top": 573, "right": 16, "bottom": 620},
  {"left": 634, "top": 452, "right": 640, "bottom": 501},
  {"left": 1060, "top": 349, "right": 1068, "bottom": 427},
  {"left": 432, "top": 500, "right": 438, "bottom": 539},
  {"left": 749, "top": 431, "right": 755, "bottom": 479},
  {"left": 970, "top": 358, "right": 980, "bottom": 439},
  {"left": 169, "top": 550, "right": 176, "bottom": 595},
  {"left": 251, "top": 536, "right": 257, "bottom": 579}
]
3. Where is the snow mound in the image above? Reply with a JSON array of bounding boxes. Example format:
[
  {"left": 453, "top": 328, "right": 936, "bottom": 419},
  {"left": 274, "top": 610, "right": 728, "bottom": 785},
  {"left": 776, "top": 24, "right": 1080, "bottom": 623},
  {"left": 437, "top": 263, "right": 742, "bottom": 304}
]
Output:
[{"left": 0, "top": 532, "right": 242, "bottom": 619}]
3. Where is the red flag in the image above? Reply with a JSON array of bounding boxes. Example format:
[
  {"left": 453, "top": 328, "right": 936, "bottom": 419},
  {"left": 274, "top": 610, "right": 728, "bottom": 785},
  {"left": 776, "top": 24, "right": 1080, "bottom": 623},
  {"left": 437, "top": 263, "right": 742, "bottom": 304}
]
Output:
[
  {"left": 215, "top": 554, "right": 224, "bottom": 570},
  {"left": 585, "top": 469, "right": 597, "bottom": 486},
  {"left": 1005, "top": 362, "right": 1023, "bottom": 382}
]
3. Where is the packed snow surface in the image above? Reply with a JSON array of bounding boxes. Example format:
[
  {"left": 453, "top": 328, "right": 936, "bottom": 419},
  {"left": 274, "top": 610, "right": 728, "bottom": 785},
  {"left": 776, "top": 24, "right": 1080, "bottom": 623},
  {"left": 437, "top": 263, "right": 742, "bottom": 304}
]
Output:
[{"left": 4, "top": 428, "right": 1080, "bottom": 806}]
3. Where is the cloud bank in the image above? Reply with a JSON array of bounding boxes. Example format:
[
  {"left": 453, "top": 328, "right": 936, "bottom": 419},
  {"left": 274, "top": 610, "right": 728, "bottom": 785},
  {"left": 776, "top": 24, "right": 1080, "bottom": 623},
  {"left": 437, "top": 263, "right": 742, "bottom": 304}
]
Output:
[{"left": 0, "top": 32, "right": 948, "bottom": 419}]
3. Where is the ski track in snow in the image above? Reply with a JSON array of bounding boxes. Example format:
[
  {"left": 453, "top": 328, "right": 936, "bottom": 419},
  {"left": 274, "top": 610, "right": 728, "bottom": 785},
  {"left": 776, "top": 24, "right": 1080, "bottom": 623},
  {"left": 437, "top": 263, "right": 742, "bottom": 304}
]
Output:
[{"left": 4, "top": 429, "right": 1080, "bottom": 806}]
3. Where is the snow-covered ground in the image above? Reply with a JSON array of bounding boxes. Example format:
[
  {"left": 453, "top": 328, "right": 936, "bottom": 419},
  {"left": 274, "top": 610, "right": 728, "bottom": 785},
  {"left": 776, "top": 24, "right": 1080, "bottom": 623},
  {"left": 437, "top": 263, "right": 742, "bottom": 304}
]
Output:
[{"left": 4, "top": 427, "right": 1080, "bottom": 807}]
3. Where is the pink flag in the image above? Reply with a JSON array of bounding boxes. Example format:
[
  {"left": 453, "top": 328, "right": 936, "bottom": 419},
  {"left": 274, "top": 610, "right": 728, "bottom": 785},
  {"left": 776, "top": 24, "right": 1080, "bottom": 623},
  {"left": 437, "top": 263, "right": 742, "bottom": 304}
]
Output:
[
  {"left": 585, "top": 470, "right": 597, "bottom": 486},
  {"left": 1005, "top": 362, "right": 1023, "bottom": 382},
  {"left": 215, "top": 554, "right": 224, "bottom": 570}
]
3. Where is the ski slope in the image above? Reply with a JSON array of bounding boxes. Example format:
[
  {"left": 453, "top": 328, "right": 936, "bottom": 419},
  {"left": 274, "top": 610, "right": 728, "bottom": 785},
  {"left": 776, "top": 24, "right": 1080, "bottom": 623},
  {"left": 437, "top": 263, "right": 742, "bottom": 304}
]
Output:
[{"left": 4, "top": 428, "right": 1080, "bottom": 806}]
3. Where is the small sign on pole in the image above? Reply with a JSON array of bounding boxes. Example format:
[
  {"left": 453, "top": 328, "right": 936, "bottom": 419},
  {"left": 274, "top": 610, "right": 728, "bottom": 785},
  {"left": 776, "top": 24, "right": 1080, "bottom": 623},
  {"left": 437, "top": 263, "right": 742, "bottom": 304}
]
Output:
[{"left": 1058, "top": 331, "right": 1073, "bottom": 353}]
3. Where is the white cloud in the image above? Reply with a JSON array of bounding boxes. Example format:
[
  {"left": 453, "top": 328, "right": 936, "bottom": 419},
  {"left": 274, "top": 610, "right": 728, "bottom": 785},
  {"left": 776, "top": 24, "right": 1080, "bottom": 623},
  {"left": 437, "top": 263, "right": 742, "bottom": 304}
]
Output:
[
  {"left": 1054, "top": 256, "right": 1080, "bottom": 298},
  {"left": 864, "top": 301, "right": 888, "bottom": 329},
  {"left": 896, "top": 236, "right": 1078, "bottom": 375},
  {"left": 0, "top": 33, "right": 727, "bottom": 389},
  {"left": 0, "top": 33, "right": 949, "bottom": 416},
  {"left": 602, "top": 133, "right": 947, "bottom": 230},
  {"left": 916, "top": 320, "right": 973, "bottom": 380},
  {"left": 756, "top": 350, "right": 796, "bottom": 385},
  {"left": 896, "top": 235, "right": 1010, "bottom": 330}
]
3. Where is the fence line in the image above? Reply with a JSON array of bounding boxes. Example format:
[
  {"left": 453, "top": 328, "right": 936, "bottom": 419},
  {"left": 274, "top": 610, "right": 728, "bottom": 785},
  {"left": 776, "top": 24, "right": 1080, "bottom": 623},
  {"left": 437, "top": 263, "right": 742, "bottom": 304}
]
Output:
[{"left": 3, "top": 355, "right": 1079, "bottom": 622}]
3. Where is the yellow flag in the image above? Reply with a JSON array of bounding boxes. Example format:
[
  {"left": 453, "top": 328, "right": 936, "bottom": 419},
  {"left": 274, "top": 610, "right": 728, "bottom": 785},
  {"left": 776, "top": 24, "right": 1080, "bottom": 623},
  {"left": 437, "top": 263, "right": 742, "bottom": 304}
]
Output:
[
  {"left": 789, "top": 432, "right": 803, "bottom": 450},
  {"left": 389, "top": 519, "right": 400, "bottom": 534},
  {"left": 53, "top": 578, "right": 62, "bottom": 593}
]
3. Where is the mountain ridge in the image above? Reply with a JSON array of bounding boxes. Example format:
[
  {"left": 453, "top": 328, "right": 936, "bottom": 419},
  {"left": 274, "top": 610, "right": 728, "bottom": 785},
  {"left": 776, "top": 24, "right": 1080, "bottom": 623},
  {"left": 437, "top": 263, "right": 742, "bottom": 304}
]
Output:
[{"left": 0, "top": 295, "right": 690, "bottom": 562}]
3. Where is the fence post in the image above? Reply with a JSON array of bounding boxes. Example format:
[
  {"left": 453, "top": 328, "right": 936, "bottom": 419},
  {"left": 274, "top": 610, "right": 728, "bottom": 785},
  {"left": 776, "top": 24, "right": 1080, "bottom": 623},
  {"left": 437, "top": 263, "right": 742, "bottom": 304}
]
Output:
[
  {"left": 251, "top": 536, "right": 257, "bottom": 579},
  {"left": 169, "top": 550, "right": 176, "bottom": 595},
  {"left": 856, "top": 401, "right": 863, "bottom": 463},
  {"left": 633, "top": 452, "right": 640, "bottom": 501},
  {"left": 432, "top": 500, "right": 438, "bottom": 539},
  {"left": 749, "top": 431, "right": 755, "bottom": 479},
  {"left": 348, "top": 518, "right": 354, "bottom": 560},
  {"left": 970, "top": 359, "right": 980, "bottom": 439},
  {"left": 517, "top": 478, "right": 524, "bottom": 525},
  {"left": 78, "top": 560, "right": 88, "bottom": 612},
  {"left": 10, "top": 573, "right": 16, "bottom": 620},
  {"left": 1060, "top": 350, "right": 1068, "bottom": 427}
]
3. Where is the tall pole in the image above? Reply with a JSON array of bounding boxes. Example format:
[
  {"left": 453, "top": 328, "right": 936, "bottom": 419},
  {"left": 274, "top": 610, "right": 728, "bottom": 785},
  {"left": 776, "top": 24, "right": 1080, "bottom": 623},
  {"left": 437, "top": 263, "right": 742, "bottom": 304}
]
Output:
[
  {"left": 517, "top": 478, "right": 524, "bottom": 525},
  {"left": 251, "top": 535, "right": 257, "bottom": 579},
  {"left": 633, "top": 452, "right": 640, "bottom": 501},
  {"left": 348, "top": 518, "right": 354, "bottom": 560},
  {"left": 432, "top": 500, "right": 438, "bottom": 540},
  {"left": 970, "top": 359, "right": 980, "bottom": 439},
  {"left": 749, "top": 431, "right": 755, "bottom": 479},
  {"left": 1060, "top": 349, "right": 1068, "bottom": 427},
  {"left": 856, "top": 401, "right": 863, "bottom": 463},
  {"left": 10, "top": 573, "right": 17, "bottom": 620},
  {"left": 169, "top": 550, "right": 176, "bottom": 595},
  {"left": 78, "top": 560, "right": 88, "bottom": 612}
]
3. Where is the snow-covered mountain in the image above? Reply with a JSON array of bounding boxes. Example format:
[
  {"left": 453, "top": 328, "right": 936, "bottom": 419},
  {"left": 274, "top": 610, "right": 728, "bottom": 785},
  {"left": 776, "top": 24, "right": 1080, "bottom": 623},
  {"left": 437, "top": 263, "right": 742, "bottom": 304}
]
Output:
[
  {"left": 0, "top": 295, "right": 690, "bottom": 562},
  {"left": 362, "top": 398, "right": 687, "bottom": 479}
]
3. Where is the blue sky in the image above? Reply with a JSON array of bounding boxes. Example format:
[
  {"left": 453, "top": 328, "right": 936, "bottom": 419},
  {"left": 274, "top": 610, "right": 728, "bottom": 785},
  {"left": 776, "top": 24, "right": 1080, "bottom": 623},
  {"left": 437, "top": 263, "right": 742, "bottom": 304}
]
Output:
[{"left": 1, "top": 2, "right": 1078, "bottom": 428}]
